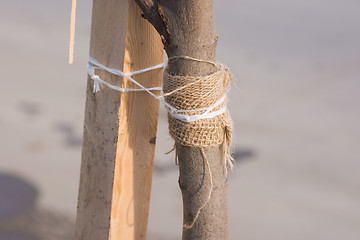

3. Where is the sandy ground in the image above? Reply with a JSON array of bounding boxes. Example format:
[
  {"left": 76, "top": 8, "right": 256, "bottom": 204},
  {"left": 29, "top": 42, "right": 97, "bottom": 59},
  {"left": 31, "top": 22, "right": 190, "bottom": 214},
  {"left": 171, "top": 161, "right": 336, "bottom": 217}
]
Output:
[{"left": 1, "top": 0, "right": 360, "bottom": 239}]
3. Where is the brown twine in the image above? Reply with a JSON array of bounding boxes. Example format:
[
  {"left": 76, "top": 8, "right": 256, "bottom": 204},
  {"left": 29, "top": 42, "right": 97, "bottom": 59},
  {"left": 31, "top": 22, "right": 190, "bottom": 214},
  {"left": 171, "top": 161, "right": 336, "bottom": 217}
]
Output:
[
  {"left": 165, "top": 143, "right": 178, "bottom": 165},
  {"left": 163, "top": 56, "right": 234, "bottom": 171},
  {"left": 183, "top": 148, "right": 213, "bottom": 230}
]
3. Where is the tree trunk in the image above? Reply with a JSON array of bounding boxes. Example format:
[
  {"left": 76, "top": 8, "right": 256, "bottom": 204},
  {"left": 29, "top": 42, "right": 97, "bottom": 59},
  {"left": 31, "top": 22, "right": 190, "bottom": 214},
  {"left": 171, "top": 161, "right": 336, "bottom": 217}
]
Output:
[{"left": 135, "top": 0, "right": 228, "bottom": 239}]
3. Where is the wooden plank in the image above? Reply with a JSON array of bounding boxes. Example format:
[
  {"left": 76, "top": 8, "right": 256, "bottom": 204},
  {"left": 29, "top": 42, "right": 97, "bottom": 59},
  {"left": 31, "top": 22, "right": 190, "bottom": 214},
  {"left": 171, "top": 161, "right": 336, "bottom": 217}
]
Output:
[
  {"left": 75, "top": 0, "right": 129, "bottom": 239},
  {"left": 76, "top": 1, "right": 164, "bottom": 239},
  {"left": 109, "top": 1, "right": 164, "bottom": 240}
]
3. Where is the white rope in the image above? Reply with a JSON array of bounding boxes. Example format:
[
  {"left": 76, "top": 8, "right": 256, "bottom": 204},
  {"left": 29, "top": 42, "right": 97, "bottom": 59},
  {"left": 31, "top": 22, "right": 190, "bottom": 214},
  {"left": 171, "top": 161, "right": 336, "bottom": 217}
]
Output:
[
  {"left": 88, "top": 57, "right": 163, "bottom": 93},
  {"left": 166, "top": 96, "right": 227, "bottom": 123},
  {"left": 87, "top": 57, "right": 228, "bottom": 123}
]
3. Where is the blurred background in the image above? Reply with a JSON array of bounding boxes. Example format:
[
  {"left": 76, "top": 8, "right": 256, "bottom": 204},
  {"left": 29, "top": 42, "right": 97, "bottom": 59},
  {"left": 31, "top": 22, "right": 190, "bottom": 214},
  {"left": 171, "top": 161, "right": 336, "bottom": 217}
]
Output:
[{"left": 0, "top": 0, "right": 359, "bottom": 239}]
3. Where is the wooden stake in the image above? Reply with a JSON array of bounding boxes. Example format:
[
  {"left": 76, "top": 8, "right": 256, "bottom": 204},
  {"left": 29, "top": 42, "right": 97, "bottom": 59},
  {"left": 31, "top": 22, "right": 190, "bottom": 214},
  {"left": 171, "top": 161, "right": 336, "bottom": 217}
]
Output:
[
  {"left": 109, "top": 1, "right": 164, "bottom": 240},
  {"left": 75, "top": 0, "right": 163, "bottom": 239}
]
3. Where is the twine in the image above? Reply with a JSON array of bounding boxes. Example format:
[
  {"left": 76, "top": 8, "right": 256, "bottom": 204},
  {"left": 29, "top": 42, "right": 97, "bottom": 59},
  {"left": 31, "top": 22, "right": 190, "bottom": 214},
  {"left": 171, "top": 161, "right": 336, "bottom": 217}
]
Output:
[
  {"left": 87, "top": 57, "right": 231, "bottom": 127},
  {"left": 87, "top": 56, "right": 163, "bottom": 93},
  {"left": 87, "top": 55, "right": 234, "bottom": 230},
  {"left": 87, "top": 56, "right": 233, "bottom": 168},
  {"left": 183, "top": 148, "right": 213, "bottom": 230}
]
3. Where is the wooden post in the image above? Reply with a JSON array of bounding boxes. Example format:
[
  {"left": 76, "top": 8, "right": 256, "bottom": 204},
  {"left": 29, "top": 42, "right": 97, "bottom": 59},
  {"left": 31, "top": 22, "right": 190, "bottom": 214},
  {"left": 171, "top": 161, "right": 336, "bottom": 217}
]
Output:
[
  {"left": 75, "top": 0, "right": 163, "bottom": 239},
  {"left": 135, "top": 0, "right": 229, "bottom": 239},
  {"left": 110, "top": 1, "right": 164, "bottom": 239}
]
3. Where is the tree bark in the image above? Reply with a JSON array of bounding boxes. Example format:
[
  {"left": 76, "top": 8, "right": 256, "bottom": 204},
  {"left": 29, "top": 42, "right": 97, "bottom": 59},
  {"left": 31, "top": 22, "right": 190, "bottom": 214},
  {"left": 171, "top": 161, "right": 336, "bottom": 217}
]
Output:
[{"left": 135, "top": 1, "right": 228, "bottom": 239}]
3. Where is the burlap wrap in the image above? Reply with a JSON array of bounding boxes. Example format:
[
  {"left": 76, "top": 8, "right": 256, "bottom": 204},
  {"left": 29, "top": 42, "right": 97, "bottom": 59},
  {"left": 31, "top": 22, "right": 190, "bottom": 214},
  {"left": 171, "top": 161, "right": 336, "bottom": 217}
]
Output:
[
  {"left": 163, "top": 59, "right": 233, "bottom": 228},
  {"left": 162, "top": 61, "right": 232, "bottom": 152}
]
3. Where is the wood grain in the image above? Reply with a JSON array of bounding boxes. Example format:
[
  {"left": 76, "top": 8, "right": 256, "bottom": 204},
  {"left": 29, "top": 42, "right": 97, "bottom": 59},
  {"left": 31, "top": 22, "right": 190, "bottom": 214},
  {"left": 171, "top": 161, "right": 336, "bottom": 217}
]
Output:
[
  {"left": 109, "top": 1, "right": 164, "bottom": 239},
  {"left": 69, "top": 0, "right": 77, "bottom": 64},
  {"left": 75, "top": 0, "right": 129, "bottom": 239},
  {"left": 75, "top": 0, "right": 163, "bottom": 239}
]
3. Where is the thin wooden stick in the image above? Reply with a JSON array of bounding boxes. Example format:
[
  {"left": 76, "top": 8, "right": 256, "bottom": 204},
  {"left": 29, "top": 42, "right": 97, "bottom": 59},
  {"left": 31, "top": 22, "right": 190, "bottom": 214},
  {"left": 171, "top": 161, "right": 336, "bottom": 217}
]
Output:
[{"left": 68, "top": 0, "right": 77, "bottom": 64}]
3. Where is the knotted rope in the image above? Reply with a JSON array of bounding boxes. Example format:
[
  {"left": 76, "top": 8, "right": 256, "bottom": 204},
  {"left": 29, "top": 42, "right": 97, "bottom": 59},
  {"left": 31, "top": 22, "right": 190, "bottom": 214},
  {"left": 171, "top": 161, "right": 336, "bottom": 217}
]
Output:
[{"left": 87, "top": 55, "right": 234, "bottom": 229}]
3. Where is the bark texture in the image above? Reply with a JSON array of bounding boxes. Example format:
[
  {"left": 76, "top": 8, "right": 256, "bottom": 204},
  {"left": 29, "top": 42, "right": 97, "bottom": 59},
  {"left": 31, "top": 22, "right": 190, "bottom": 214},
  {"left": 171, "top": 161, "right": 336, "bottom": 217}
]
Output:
[{"left": 135, "top": 0, "right": 228, "bottom": 239}]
